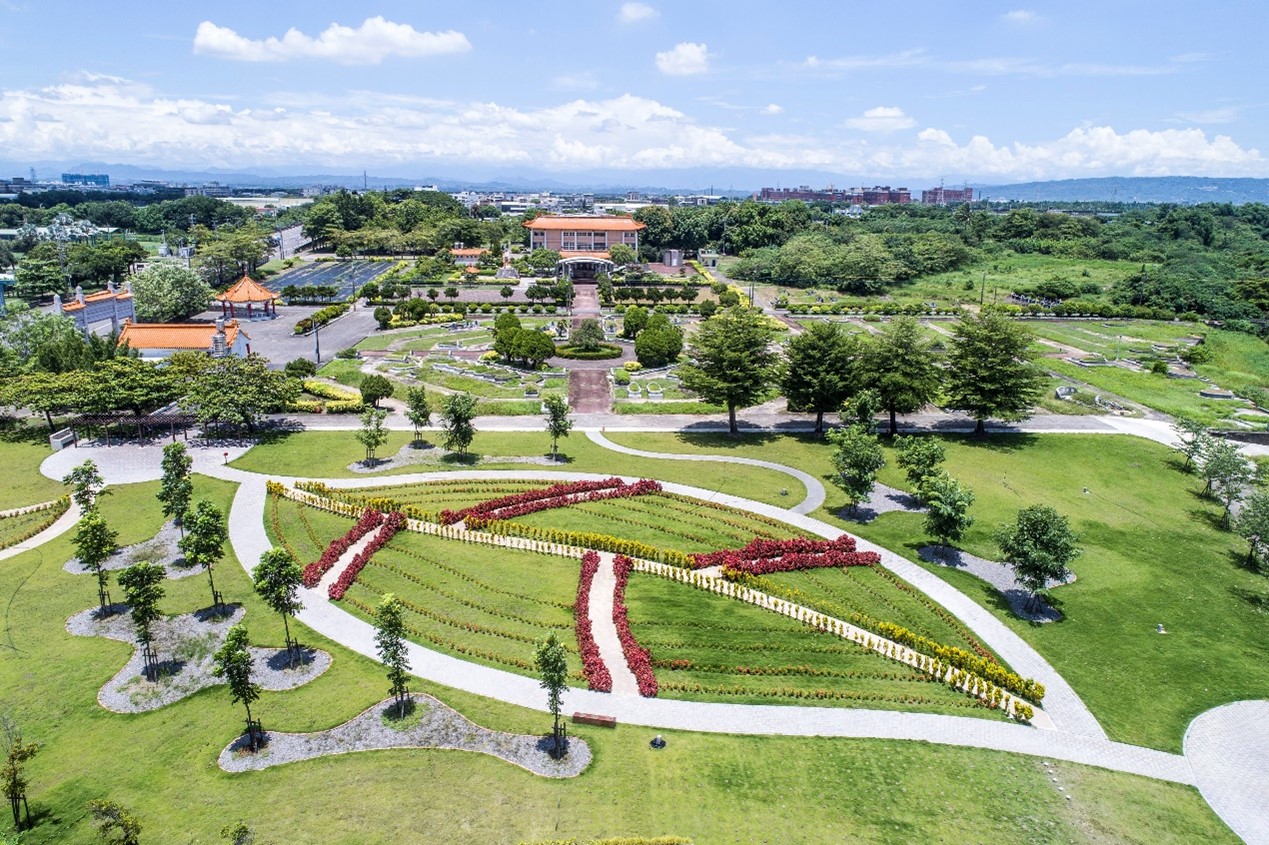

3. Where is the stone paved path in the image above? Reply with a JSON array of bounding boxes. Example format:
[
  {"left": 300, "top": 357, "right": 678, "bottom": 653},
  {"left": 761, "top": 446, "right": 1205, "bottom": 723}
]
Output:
[
  {"left": 587, "top": 430, "right": 826, "bottom": 515},
  {"left": 588, "top": 551, "right": 638, "bottom": 695},
  {"left": 1183, "top": 700, "right": 1269, "bottom": 845}
]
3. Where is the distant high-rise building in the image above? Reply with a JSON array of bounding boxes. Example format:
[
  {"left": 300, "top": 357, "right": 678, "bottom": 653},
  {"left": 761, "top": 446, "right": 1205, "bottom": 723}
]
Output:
[
  {"left": 61, "top": 173, "right": 110, "bottom": 187},
  {"left": 756, "top": 185, "right": 910, "bottom": 205},
  {"left": 921, "top": 186, "right": 974, "bottom": 205}
]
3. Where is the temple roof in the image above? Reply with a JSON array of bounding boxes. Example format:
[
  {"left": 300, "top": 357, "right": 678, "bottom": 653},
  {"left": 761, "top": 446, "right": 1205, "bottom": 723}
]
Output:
[
  {"left": 523, "top": 215, "right": 644, "bottom": 231},
  {"left": 61, "top": 289, "right": 133, "bottom": 312},
  {"left": 217, "top": 274, "right": 279, "bottom": 304},
  {"left": 117, "top": 319, "right": 246, "bottom": 351}
]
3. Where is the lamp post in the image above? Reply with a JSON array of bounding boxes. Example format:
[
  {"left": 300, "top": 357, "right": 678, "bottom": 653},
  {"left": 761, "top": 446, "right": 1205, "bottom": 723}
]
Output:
[{"left": 313, "top": 316, "right": 321, "bottom": 364}]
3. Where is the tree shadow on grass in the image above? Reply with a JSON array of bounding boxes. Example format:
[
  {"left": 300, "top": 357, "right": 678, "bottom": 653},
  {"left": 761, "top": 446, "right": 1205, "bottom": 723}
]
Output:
[
  {"left": 1186, "top": 507, "right": 1229, "bottom": 533},
  {"left": 440, "top": 452, "right": 480, "bottom": 466},
  {"left": 1230, "top": 585, "right": 1269, "bottom": 612},
  {"left": 670, "top": 428, "right": 787, "bottom": 450},
  {"left": 949, "top": 432, "right": 1041, "bottom": 454},
  {"left": 194, "top": 602, "right": 241, "bottom": 623}
]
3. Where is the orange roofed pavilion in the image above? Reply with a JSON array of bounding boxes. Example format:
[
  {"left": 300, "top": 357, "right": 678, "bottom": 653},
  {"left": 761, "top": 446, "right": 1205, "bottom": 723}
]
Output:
[{"left": 216, "top": 274, "right": 279, "bottom": 319}]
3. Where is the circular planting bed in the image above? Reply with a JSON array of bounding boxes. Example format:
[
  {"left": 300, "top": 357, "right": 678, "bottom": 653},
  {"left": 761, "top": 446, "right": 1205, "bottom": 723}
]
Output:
[{"left": 555, "top": 343, "right": 623, "bottom": 360}]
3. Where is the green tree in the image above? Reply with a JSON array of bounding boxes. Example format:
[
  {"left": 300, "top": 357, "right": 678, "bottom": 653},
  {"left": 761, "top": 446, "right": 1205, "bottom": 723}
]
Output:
[
  {"left": 678, "top": 306, "right": 779, "bottom": 436},
  {"left": 130, "top": 262, "right": 213, "bottom": 322},
  {"left": 117, "top": 562, "right": 165, "bottom": 680},
  {"left": 3, "top": 370, "right": 88, "bottom": 428},
  {"left": 439, "top": 392, "right": 478, "bottom": 456},
  {"left": 359, "top": 374, "right": 393, "bottom": 408},
  {"left": 283, "top": 358, "right": 317, "bottom": 379},
  {"left": 921, "top": 471, "right": 975, "bottom": 548},
  {"left": 827, "top": 424, "right": 885, "bottom": 512},
  {"left": 404, "top": 385, "right": 431, "bottom": 443},
  {"left": 513, "top": 330, "right": 556, "bottom": 369},
  {"left": 63, "top": 459, "right": 109, "bottom": 511},
  {"left": 621, "top": 304, "right": 648, "bottom": 339},
  {"left": 213, "top": 624, "right": 263, "bottom": 751},
  {"left": 251, "top": 547, "right": 304, "bottom": 665},
  {"left": 180, "top": 354, "right": 299, "bottom": 434},
  {"left": 2, "top": 716, "right": 39, "bottom": 832},
  {"left": 157, "top": 443, "right": 193, "bottom": 536},
  {"left": 1171, "top": 416, "right": 1211, "bottom": 470},
  {"left": 179, "top": 500, "right": 227, "bottom": 608},
  {"left": 1235, "top": 490, "right": 1269, "bottom": 567},
  {"left": 862, "top": 316, "right": 942, "bottom": 436},
  {"left": 534, "top": 632, "right": 568, "bottom": 758},
  {"left": 542, "top": 394, "right": 572, "bottom": 461},
  {"left": 996, "top": 505, "right": 1081, "bottom": 611},
  {"left": 1200, "top": 440, "right": 1257, "bottom": 528},
  {"left": 355, "top": 408, "right": 389, "bottom": 465},
  {"left": 571, "top": 318, "right": 604, "bottom": 352},
  {"left": 780, "top": 321, "right": 858, "bottom": 433},
  {"left": 894, "top": 436, "right": 946, "bottom": 491},
  {"left": 13, "top": 255, "right": 66, "bottom": 300},
  {"left": 220, "top": 821, "right": 258, "bottom": 845},
  {"left": 945, "top": 310, "right": 1045, "bottom": 436},
  {"left": 87, "top": 799, "right": 142, "bottom": 845},
  {"left": 74, "top": 507, "right": 119, "bottom": 611},
  {"left": 493, "top": 311, "right": 523, "bottom": 362},
  {"left": 608, "top": 243, "right": 637, "bottom": 266},
  {"left": 500, "top": 285, "right": 514, "bottom": 300},
  {"left": 374, "top": 594, "right": 412, "bottom": 719},
  {"left": 634, "top": 323, "right": 684, "bottom": 368},
  {"left": 372, "top": 306, "right": 392, "bottom": 329}
]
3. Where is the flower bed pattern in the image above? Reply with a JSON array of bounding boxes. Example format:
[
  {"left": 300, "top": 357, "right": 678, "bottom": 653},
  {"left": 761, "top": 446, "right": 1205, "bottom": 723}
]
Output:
[
  {"left": 575, "top": 551, "right": 612, "bottom": 692},
  {"left": 301, "top": 509, "right": 386, "bottom": 588},
  {"left": 612, "top": 555, "right": 657, "bottom": 697},
  {"left": 0, "top": 495, "right": 70, "bottom": 550},
  {"left": 442, "top": 478, "right": 661, "bottom": 526},
  {"left": 329, "top": 511, "right": 406, "bottom": 600},
  {"left": 692, "top": 535, "right": 880, "bottom": 576}
]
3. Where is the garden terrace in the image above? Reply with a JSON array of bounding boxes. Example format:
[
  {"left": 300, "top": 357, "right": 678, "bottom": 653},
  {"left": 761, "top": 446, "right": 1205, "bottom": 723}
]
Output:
[
  {"left": 266, "top": 491, "right": 358, "bottom": 564},
  {"left": 624, "top": 572, "right": 1002, "bottom": 717}
]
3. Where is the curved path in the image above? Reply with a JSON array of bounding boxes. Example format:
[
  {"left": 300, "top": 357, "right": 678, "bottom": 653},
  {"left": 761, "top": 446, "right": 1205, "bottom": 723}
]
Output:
[
  {"left": 1183, "top": 700, "right": 1269, "bottom": 845},
  {"left": 0, "top": 501, "right": 81, "bottom": 562},
  {"left": 34, "top": 440, "right": 1262, "bottom": 835},
  {"left": 587, "top": 430, "right": 826, "bottom": 515}
]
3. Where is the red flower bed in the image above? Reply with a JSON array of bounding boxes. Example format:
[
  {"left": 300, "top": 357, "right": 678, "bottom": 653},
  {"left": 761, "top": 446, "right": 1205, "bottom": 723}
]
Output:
[
  {"left": 329, "top": 512, "right": 406, "bottom": 600},
  {"left": 301, "top": 509, "right": 385, "bottom": 588},
  {"left": 691, "top": 535, "right": 879, "bottom": 576},
  {"left": 574, "top": 550, "right": 612, "bottom": 692},
  {"left": 612, "top": 555, "right": 657, "bottom": 697},
  {"left": 441, "top": 478, "right": 662, "bottom": 526}
]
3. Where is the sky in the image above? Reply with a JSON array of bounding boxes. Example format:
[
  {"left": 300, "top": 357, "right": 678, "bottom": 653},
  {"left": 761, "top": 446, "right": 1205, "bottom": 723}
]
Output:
[{"left": 1, "top": 1, "right": 1268, "bottom": 186}]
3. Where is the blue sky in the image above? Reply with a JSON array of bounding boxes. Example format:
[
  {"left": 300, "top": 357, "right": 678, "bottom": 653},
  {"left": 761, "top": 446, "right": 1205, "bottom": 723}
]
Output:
[{"left": 1, "top": 1, "right": 1267, "bottom": 184}]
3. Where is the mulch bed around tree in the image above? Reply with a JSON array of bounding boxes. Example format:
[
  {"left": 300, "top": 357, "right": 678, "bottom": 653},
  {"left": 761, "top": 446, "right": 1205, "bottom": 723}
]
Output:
[
  {"left": 918, "top": 545, "right": 1072, "bottom": 623},
  {"left": 218, "top": 693, "right": 590, "bottom": 778},
  {"left": 66, "top": 604, "right": 331, "bottom": 713},
  {"left": 64, "top": 519, "right": 202, "bottom": 580}
]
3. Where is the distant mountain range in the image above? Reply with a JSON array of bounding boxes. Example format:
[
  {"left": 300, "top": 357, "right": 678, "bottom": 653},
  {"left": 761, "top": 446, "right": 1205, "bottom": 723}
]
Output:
[{"left": 4, "top": 160, "right": 1269, "bottom": 204}]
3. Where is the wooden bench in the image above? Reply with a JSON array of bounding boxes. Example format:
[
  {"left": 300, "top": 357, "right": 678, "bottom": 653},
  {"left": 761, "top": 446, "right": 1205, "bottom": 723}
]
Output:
[{"left": 571, "top": 712, "right": 617, "bottom": 728}]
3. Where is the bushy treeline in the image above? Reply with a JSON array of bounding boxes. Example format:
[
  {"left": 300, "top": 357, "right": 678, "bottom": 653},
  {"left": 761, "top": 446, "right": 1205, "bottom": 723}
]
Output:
[{"left": 0, "top": 193, "right": 254, "bottom": 234}]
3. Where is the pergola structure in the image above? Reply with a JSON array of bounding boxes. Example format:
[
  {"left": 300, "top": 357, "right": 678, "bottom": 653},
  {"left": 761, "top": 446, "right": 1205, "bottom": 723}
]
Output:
[{"left": 216, "top": 274, "right": 280, "bottom": 319}]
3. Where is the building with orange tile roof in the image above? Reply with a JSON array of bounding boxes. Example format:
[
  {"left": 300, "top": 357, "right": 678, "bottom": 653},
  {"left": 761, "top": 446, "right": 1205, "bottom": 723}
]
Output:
[
  {"left": 53, "top": 282, "right": 135, "bottom": 334},
  {"left": 215, "top": 274, "right": 279, "bottom": 319},
  {"left": 450, "top": 246, "right": 488, "bottom": 266},
  {"left": 117, "top": 317, "right": 250, "bottom": 360},
  {"left": 523, "top": 215, "right": 645, "bottom": 280}
]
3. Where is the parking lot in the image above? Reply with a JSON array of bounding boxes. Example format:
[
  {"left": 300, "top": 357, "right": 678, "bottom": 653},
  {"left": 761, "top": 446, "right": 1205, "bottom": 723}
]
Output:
[{"left": 272, "top": 260, "right": 397, "bottom": 300}]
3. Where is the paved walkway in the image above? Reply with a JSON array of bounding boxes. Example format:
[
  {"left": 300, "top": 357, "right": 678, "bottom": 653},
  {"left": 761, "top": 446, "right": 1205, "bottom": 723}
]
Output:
[
  {"left": 0, "top": 501, "right": 81, "bottom": 562},
  {"left": 588, "top": 551, "right": 638, "bottom": 695},
  {"left": 1183, "top": 700, "right": 1269, "bottom": 845},
  {"left": 587, "top": 430, "right": 827, "bottom": 515}
]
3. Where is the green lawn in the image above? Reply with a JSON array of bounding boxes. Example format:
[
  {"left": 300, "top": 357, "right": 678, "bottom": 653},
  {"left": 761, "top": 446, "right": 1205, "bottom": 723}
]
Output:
[
  {"left": 0, "top": 426, "right": 68, "bottom": 509},
  {"left": 231, "top": 430, "right": 806, "bottom": 507},
  {"left": 603, "top": 431, "right": 1269, "bottom": 751},
  {"left": 0, "top": 457, "right": 1243, "bottom": 841},
  {"left": 1045, "top": 358, "right": 1250, "bottom": 424},
  {"left": 627, "top": 570, "right": 998, "bottom": 717}
]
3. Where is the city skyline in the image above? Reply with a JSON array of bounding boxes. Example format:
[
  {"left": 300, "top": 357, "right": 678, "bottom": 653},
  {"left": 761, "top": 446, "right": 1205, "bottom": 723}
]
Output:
[{"left": 1, "top": 1, "right": 1267, "bottom": 183}]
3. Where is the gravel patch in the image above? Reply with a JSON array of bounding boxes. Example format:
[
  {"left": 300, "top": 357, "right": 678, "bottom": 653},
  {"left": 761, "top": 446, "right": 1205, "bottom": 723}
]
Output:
[
  {"left": 838, "top": 483, "right": 925, "bottom": 523},
  {"left": 66, "top": 604, "right": 331, "bottom": 713},
  {"left": 346, "top": 443, "right": 559, "bottom": 474},
  {"left": 64, "top": 520, "right": 202, "bottom": 580},
  {"left": 218, "top": 693, "right": 590, "bottom": 778},
  {"left": 918, "top": 545, "right": 1074, "bottom": 623}
]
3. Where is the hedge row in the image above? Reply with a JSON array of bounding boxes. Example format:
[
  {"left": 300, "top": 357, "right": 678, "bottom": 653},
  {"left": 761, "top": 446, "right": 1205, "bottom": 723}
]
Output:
[{"left": 293, "top": 303, "right": 350, "bottom": 335}]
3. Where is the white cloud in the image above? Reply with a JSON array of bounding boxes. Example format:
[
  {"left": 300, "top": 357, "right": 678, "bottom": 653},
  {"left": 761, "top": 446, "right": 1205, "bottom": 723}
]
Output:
[
  {"left": 655, "top": 42, "right": 709, "bottom": 76},
  {"left": 1002, "top": 10, "right": 1043, "bottom": 25},
  {"left": 1174, "top": 107, "right": 1239, "bottom": 124},
  {"left": 551, "top": 71, "right": 599, "bottom": 92},
  {"left": 763, "top": 104, "right": 783, "bottom": 115},
  {"left": 192, "top": 16, "right": 472, "bottom": 64},
  {"left": 618, "top": 3, "right": 658, "bottom": 24},
  {"left": 844, "top": 106, "right": 916, "bottom": 132},
  {"left": 947, "top": 57, "right": 1174, "bottom": 77},
  {"left": 803, "top": 49, "right": 926, "bottom": 72}
]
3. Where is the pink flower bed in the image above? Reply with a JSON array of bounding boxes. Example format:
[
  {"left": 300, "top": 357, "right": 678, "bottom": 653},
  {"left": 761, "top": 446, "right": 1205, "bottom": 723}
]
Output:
[
  {"left": 329, "top": 512, "right": 406, "bottom": 600},
  {"left": 691, "top": 535, "right": 879, "bottom": 576},
  {"left": 441, "top": 478, "right": 662, "bottom": 526},
  {"left": 612, "top": 555, "right": 657, "bottom": 697},
  {"left": 575, "top": 550, "right": 612, "bottom": 692},
  {"left": 301, "top": 509, "right": 386, "bottom": 588}
]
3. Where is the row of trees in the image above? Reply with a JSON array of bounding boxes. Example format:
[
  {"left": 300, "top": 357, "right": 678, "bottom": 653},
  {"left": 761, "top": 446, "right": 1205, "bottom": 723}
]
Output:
[{"left": 680, "top": 306, "right": 1044, "bottom": 437}]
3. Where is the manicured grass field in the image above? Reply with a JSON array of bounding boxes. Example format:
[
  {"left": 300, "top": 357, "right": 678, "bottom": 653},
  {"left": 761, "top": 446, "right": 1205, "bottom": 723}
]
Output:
[
  {"left": 0, "top": 426, "right": 68, "bottom": 509},
  {"left": 231, "top": 430, "right": 806, "bottom": 506},
  {"left": 0, "top": 460, "right": 1243, "bottom": 841},
  {"left": 265, "top": 491, "right": 356, "bottom": 562},
  {"left": 625, "top": 572, "right": 996, "bottom": 717},
  {"left": 603, "top": 431, "right": 1269, "bottom": 751},
  {"left": 338, "top": 530, "right": 581, "bottom": 679},
  {"left": 1045, "top": 358, "right": 1249, "bottom": 424},
  {"left": 0, "top": 504, "right": 67, "bottom": 549}
]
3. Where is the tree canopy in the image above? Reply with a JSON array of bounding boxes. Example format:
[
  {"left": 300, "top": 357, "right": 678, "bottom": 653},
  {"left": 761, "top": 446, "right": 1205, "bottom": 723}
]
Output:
[
  {"left": 944, "top": 310, "right": 1045, "bottom": 435},
  {"left": 678, "top": 306, "right": 780, "bottom": 435}
]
